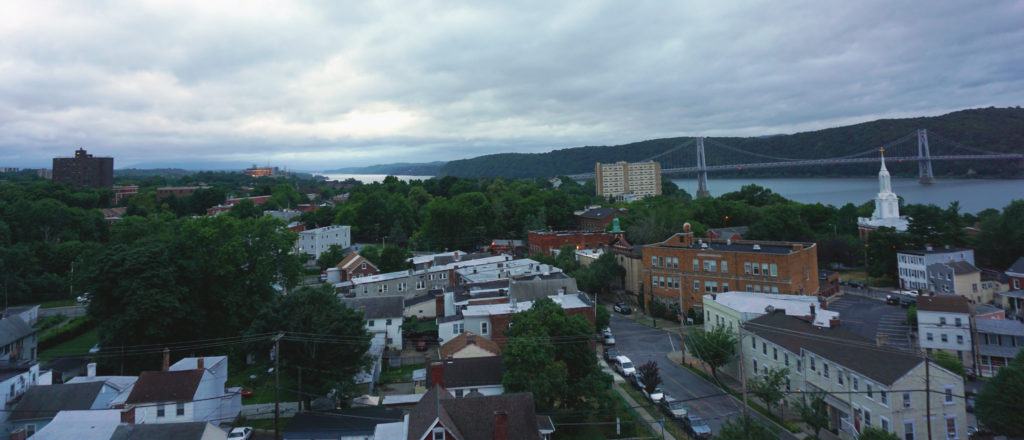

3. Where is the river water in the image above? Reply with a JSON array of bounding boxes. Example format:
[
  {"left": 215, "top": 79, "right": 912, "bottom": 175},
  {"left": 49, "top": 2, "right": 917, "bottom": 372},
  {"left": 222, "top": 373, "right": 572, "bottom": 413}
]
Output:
[{"left": 322, "top": 173, "right": 1022, "bottom": 214}]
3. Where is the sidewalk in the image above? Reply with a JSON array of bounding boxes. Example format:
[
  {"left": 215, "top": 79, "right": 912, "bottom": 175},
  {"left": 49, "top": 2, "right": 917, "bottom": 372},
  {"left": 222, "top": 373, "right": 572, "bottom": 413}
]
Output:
[{"left": 612, "top": 382, "right": 676, "bottom": 440}]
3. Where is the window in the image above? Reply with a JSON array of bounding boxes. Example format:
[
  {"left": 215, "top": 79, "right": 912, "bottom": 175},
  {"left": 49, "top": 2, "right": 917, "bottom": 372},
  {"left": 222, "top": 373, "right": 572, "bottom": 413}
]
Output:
[
  {"left": 481, "top": 322, "right": 489, "bottom": 335},
  {"left": 903, "top": 392, "right": 912, "bottom": 408},
  {"left": 360, "top": 262, "right": 366, "bottom": 269},
  {"left": 386, "top": 319, "right": 392, "bottom": 325},
  {"left": 838, "top": 369, "right": 844, "bottom": 385},
  {"left": 455, "top": 389, "right": 464, "bottom": 398},
  {"left": 786, "top": 377, "right": 791, "bottom": 391},
  {"left": 784, "top": 353, "right": 789, "bottom": 366},
  {"left": 176, "top": 402, "right": 185, "bottom": 416},
  {"left": 753, "top": 359, "right": 758, "bottom": 373},
  {"left": 721, "top": 261, "right": 728, "bottom": 273},
  {"left": 434, "top": 428, "right": 446, "bottom": 440},
  {"left": 692, "top": 259, "right": 699, "bottom": 271},
  {"left": 752, "top": 337, "right": 757, "bottom": 349},
  {"left": 944, "top": 387, "right": 953, "bottom": 404},
  {"left": 881, "top": 417, "right": 890, "bottom": 433},
  {"left": 417, "top": 280, "right": 426, "bottom": 290},
  {"left": 722, "top": 282, "right": 729, "bottom": 292},
  {"left": 881, "top": 390, "right": 887, "bottom": 405},
  {"left": 941, "top": 334, "right": 948, "bottom": 343},
  {"left": 954, "top": 318, "right": 962, "bottom": 327},
  {"left": 940, "top": 317, "right": 947, "bottom": 325},
  {"left": 927, "top": 333, "right": 933, "bottom": 341},
  {"left": 773, "top": 348, "right": 778, "bottom": 360},
  {"left": 823, "top": 363, "right": 829, "bottom": 378},
  {"left": 745, "top": 262, "right": 752, "bottom": 274},
  {"left": 796, "top": 359, "right": 802, "bottom": 372},
  {"left": 762, "top": 263, "right": 769, "bottom": 276},
  {"left": 367, "top": 320, "right": 375, "bottom": 327},
  {"left": 771, "top": 286, "right": 779, "bottom": 294},
  {"left": 753, "top": 264, "right": 760, "bottom": 275},
  {"left": 853, "top": 376, "right": 859, "bottom": 390},
  {"left": 867, "top": 383, "right": 873, "bottom": 399},
  {"left": 762, "top": 342, "right": 767, "bottom": 355},
  {"left": 956, "top": 335, "right": 963, "bottom": 344},
  {"left": 652, "top": 256, "right": 658, "bottom": 266},
  {"left": 945, "top": 417, "right": 957, "bottom": 439},
  {"left": 905, "top": 420, "right": 915, "bottom": 440},
  {"left": 693, "top": 280, "right": 700, "bottom": 292},
  {"left": 864, "top": 409, "right": 871, "bottom": 427},
  {"left": 770, "top": 263, "right": 778, "bottom": 277},
  {"left": 158, "top": 404, "right": 166, "bottom": 417},
  {"left": 810, "top": 357, "right": 816, "bottom": 371}
]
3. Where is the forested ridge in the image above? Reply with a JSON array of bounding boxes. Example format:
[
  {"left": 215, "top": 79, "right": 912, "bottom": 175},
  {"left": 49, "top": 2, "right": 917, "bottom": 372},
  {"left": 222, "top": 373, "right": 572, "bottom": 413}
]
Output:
[{"left": 439, "top": 107, "right": 1024, "bottom": 178}]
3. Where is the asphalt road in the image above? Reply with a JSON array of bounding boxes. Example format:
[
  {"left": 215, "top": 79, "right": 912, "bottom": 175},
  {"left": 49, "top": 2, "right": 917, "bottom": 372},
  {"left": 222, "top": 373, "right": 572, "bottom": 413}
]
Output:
[
  {"left": 827, "top": 294, "right": 914, "bottom": 352},
  {"left": 38, "top": 305, "right": 86, "bottom": 318},
  {"left": 609, "top": 313, "right": 798, "bottom": 439}
]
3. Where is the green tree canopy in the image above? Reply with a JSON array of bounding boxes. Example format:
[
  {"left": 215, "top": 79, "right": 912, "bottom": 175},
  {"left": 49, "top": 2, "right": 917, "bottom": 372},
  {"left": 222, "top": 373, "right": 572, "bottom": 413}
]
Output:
[
  {"left": 932, "top": 350, "right": 966, "bottom": 378},
  {"left": 791, "top": 395, "right": 829, "bottom": 439},
  {"left": 716, "top": 415, "right": 777, "bottom": 440},
  {"left": 316, "top": 244, "right": 348, "bottom": 272},
  {"left": 975, "top": 350, "right": 1024, "bottom": 436},
  {"left": 686, "top": 324, "right": 737, "bottom": 382},
  {"left": 748, "top": 367, "right": 790, "bottom": 415},
  {"left": 858, "top": 427, "right": 900, "bottom": 440}
]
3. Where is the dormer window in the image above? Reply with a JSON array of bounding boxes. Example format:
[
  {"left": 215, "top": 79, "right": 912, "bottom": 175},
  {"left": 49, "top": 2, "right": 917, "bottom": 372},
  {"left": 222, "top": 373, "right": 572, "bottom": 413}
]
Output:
[{"left": 433, "top": 428, "right": 445, "bottom": 440}]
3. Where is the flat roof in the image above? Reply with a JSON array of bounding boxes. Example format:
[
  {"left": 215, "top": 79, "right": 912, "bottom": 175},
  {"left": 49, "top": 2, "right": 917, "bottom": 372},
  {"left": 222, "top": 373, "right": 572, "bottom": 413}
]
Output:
[
  {"left": 462, "top": 293, "right": 590, "bottom": 317},
  {"left": 649, "top": 234, "right": 811, "bottom": 255},
  {"left": 705, "top": 292, "right": 837, "bottom": 327},
  {"left": 898, "top": 247, "right": 972, "bottom": 256}
]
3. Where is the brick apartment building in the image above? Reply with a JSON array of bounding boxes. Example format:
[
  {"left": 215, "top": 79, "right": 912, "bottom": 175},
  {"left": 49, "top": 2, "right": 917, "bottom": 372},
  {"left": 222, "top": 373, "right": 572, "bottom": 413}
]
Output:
[
  {"left": 157, "top": 186, "right": 209, "bottom": 199},
  {"left": 52, "top": 148, "right": 113, "bottom": 189},
  {"left": 527, "top": 230, "right": 618, "bottom": 255},
  {"left": 642, "top": 223, "right": 818, "bottom": 314}
]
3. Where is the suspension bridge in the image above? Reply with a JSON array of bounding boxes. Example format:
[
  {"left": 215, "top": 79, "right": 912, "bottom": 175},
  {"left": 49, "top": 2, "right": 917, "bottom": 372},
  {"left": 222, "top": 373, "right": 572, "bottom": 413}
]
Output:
[{"left": 567, "top": 129, "right": 1023, "bottom": 197}]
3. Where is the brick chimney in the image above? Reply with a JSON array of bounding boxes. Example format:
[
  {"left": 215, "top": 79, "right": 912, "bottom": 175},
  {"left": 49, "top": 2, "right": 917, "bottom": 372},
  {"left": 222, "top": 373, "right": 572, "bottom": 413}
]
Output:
[
  {"left": 162, "top": 348, "right": 170, "bottom": 371},
  {"left": 120, "top": 408, "right": 135, "bottom": 424},
  {"left": 435, "top": 295, "right": 445, "bottom": 317},
  {"left": 429, "top": 361, "right": 444, "bottom": 388},
  {"left": 197, "top": 357, "right": 204, "bottom": 371},
  {"left": 493, "top": 411, "right": 508, "bottom": 440}
]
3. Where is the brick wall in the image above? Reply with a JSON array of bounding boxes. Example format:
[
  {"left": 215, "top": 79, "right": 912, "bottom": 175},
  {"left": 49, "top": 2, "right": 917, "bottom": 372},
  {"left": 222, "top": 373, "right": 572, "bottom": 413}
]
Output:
[{"left": 527, "top": 231, "right": 617, "bottom": 255}]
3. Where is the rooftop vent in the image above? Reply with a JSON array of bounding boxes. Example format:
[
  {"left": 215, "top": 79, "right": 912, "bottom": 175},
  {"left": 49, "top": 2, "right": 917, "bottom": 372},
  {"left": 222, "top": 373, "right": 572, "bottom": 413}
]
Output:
[
  {"left": 701, "top": 242, "right": 709, "bottom": 249},
  {"left": 752, "top": 244, "right": 761, "bottom": 251}
]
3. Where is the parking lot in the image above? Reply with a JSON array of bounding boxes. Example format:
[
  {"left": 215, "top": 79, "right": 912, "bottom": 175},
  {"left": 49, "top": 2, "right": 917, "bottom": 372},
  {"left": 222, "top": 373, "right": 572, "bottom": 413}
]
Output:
[{"left": 827, "top": 293, "right": 915, "bottom": 352}]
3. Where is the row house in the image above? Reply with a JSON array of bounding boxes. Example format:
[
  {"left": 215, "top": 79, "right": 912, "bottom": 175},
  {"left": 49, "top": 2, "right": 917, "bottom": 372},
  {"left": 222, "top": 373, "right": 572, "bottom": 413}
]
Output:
[
  {"left": 295, "top": 225, "right": 351, "bottom": 261},
  {"left": 975, "top": 317, "right": 1024, "bottom": 377},
  {"left": 642, "top": 223, "right": 818, "bottom": 316},
  {"left": 340, "top": 296, "right": 405, "bottom": 350},
  {"left": 916, "top": 296, "right": 973, "bottom": 367},
  {"left": 436, "top": 291, "right": 594, "bottom": 348},
  {"left": 1007, "top": 257, "right": 1024, "bottom": 291},
  {"left": 743, "top": 312, "right": 967, "bottom": 440},
  {"left": 335, "top": 255, "right": 511, "bottom": 298},
  {"left": 527, "top": 230, "right": 618, "bottom": 255},
  {"left": 897, "top": 246, "right": 974, "bottom": 291}
]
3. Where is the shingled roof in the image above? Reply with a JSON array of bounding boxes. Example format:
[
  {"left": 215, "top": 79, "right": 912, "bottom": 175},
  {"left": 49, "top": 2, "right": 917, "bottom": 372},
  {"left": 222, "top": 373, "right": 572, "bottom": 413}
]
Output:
[
  {"left": 438, "top": 332, "right": 501, "bottom": 359},
  {"left": 125, "top": 370, "right": 204, "bottom": 404},
  {"left": 340, "top": 296, "right": 405, "bottom": 320},
  {"left": 744, "top": 312, "right": 922, "bottom": 385},
  {"left": 429, "top": 357, "right": 506, "bottom": 389},
  {"left": 109, "top": 422, "right": 213, "bottom": 440},
  {"left": 9, "top": 382, "right": 106, "bottom": 421},
  {"left": 407, "top": 386, "right": 540, "bottom": 440},
  {"left": 917, "top": 295, "right": 970, "bottom": 314},
  {"left": 0, "top": 315, "right": 37, "bottom": 347}
]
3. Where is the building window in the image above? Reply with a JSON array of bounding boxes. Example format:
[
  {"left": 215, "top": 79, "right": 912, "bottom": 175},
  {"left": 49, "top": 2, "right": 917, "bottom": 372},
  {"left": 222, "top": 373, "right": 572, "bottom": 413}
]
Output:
[
  {"left": 944, "top": 387, "right": 953, "bottom": 404},
  {"left": 752, "top": 264, "right": 760, "bottom": 275},
  {"left": 864, "top": 409, "right": 871, "bottom": 427},
  {"left": 770, "top": 263, "right": 778, "bottom": 277},
  {"left": 853, "top": 376, "right": 859, "bottom": 390},
  {"left": 368, "top": 320, "right": 374, "bottom": 327},
  {"left": 762, "top": 342, "right": 767, "bottom": 355},
  {"left": 434, "top": 428, "right": 446, "bottom": 440},
  {"left": 481, "top": 322, "right": 489, "bottom": 335},
  {"left": 176, "top": 402, "right": 185, "bottom": 416},
  {"left": 880, "top": 390, "right": 887, "bottom": 405},
  {"left": 753, "top": 359, "right": 758, "bottom": 373},
  {"left": 904, "top": 420, "right": 915, "bottom": 440},
  {"left": 954, "top": 318, "right": 962, "bottom": 327},
  {"left": 941, "top": 334, "right": 948, "bottom": 343},
  {"left": 823, "top": 363, "right": 829, "bottom": 378},
  {"left": 693, "top": 280, "right": 700, "bottom": 291},
  {"left": 744, "top": 262, "right": 752, "bottom": 274},
  {"left": 903, "top": 392, "right": 912, "bottom": 408},
  {"left": 652, "top": 256, "right": 658, "bottom": 266},
  {"left": 784, "top": 353, "right": 789, "bottom": 366},
  {"left": 867, "top": 383, "right": 873, "bottom": 399},
  {"left": 881, "top": 417, "right": 890, "bottom": 433},
  {"left": 810, "top": 357, "right": 816, "bottom": 371},
  {"left": 927, "top": 333, "right": 933, "bottom": 341},
  {"left": 158, "top": 404, "right": 166, "bottom": 417},
  {"left": 773, "top": 348, "right": 778, "bottom": 360},
  {"left": 838, "top": 369, "right": 844, "bottom": 385},
  {"left": 721, "top": 261, "right": 728, "bottom": 273},
  {"left": 762, "top": 263, "right": 769, "bottom": 276},
  {"left": 940, "top": 317, "right": 947, "bottom": 325},
  {"left": 386, "top": 319, "right": 392, "bottom": 325},
  {"left": 796, "top": 359, "right": 802, "bottom": 372},
  {"left": 692, "top": 259, "right": 699, "bottom": 271},
  {"left": 945, "top": 417, "right": 957, "bottom": 439},
  {"left": 956, "top": 335, "right": 963, "bottom": 344},
  {"left": 455, "top": 389, "right": 464, "bottom": 398},
  {"left": 722, "top": 282, "right": 729, "bottom": 292}
]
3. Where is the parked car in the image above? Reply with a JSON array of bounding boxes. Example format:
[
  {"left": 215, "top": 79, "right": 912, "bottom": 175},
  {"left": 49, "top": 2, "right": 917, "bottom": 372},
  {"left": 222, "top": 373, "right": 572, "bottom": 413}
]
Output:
[
  {"left": 885, "top": 294, "right": 900, "bottom": 305},
  {"left": 604, "top": 347, "right": 620, "bottom": 363},
  {"left": 900, "top": 295, "right": 917, "bottom": 308},
  {"left": 644, "top": 386, "right": 664, "bottom": 402},
  {"left": 415, "top": 339, "right": 428, "bottom": 351},
  {"left": 603, "top": 332, "right": 616, "bottom": 346},
  {"left": 228, "top": 427, "right": 253, "bottom": 439},
  {"left": 848, "top": 281, "right": 864, "bottom": 289},
  {"left": 613, "top": 302, "right": 632, "bottom": 314},
  {"left": 629, "top": 373, "right": 645, "bottom": 391},
  {"left": 684, "top": 414, "right": 712, "bottom": 439},
  {"left": 659, "top": 396, "right": 687, "bottom": 419},
  {"left": 615, "top": 355, "right": 635, "bottom": 376}
]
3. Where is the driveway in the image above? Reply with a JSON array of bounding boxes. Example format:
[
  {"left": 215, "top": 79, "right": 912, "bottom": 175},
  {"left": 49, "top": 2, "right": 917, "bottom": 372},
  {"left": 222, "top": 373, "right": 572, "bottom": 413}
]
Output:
[
  {"left": 827, "top": 294, "right": 914, "bottom": 352},
  {"left": 609, "top": 313, "right": 797, "bottom": 439}
]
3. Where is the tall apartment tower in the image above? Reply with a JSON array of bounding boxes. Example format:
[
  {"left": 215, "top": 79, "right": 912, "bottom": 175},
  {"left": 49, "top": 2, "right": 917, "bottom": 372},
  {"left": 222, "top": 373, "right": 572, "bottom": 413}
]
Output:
[
  {"left": 52, "top": 148, "right": 114, "bottom": 188},
  {"left": 594, "top": 161, "right": 661, "bottom": 200}
]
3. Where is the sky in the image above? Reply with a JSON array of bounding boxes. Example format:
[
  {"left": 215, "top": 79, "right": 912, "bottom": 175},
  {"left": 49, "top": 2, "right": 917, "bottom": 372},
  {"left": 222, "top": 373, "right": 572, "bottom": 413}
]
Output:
[{"left": 2, "top": 1, "right": 1023, "bottom": 171}]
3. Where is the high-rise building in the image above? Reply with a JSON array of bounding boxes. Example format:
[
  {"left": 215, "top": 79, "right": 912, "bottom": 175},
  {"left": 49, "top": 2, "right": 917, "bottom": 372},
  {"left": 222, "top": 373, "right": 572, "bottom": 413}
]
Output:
[
  {"left": 52, "top": 148, "right": 113, "bottom": 188},
  {"left": 594, "top": 161, "right": 661, "bottom": 199}
]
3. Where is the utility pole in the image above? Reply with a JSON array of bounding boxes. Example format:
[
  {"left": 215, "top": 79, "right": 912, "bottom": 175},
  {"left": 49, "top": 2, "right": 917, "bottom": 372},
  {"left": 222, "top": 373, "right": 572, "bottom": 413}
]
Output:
[
  {"left": 738, "top": 327, "right": 749, "bottom": 418},
  {"left": 679, "top": 289, "right": 686, "bottom": 364},
  {"left": 273, "top": 332, "right": 284, "bottom": 440},
  {"left": 925, "top": 350, "right": 933, "bottom": 440},
  {"left": 297, "top": 366, "right": 303, "bottom": 412}
]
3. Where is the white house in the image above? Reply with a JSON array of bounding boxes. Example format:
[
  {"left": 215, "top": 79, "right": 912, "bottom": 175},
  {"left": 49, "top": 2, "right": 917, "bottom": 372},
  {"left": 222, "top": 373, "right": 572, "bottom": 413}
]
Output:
[
  {"left": 0, "top": 363, "right": 39, "bottom": 427},
  {"left": 897, "top": 246, "right": 975, "bottom": 291},
  {"left": 27, "top": 409, "right": 122, "bottom": 440},
  {"left": 296, "top": 225, "right": 351, "bottom": 260},
  {"left": 124, "top": 356, "right": 240, "bottom": 426},
  {"left": 340, "top": 296, "right": 405, "bottom": 350},
  {"left": 426, "top": 357, "right": 505, "bottom": 398},
  {"left": 917, "top": 296, "right": 973, "bottom": 367}
]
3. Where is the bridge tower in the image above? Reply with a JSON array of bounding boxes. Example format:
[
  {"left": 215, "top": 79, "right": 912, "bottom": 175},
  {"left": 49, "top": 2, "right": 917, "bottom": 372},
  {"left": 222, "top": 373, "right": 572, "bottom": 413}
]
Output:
[
  {"left": 696, "top": 137, "right": 710, "bottom": 198},
  {"left": 917, "top": 129, "right": 936, "bottom": 184}
]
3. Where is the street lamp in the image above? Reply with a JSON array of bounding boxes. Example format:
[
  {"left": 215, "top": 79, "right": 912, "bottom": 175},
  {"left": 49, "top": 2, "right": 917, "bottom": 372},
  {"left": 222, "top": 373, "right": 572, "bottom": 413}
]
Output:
[{"left": 863, "top": 243, "right": 869, "bottom": 289}]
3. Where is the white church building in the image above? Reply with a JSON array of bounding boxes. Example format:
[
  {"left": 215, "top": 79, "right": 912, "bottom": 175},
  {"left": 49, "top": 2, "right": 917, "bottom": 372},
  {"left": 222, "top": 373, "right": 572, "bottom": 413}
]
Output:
[{"left": 858, "top": 149, "right": 910, "bottom": 239}]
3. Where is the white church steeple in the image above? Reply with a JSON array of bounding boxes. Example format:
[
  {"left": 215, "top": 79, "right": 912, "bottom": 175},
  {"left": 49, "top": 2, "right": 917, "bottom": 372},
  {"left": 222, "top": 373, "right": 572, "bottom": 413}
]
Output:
[{"left": 859, "top": 148, "right": 909, "bottom": 236}]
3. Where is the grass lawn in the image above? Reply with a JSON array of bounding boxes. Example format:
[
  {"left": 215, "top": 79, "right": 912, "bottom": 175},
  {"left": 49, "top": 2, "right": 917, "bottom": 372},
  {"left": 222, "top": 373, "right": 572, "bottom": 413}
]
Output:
[
  {"left": 618, "top": 384, "right": 689, "bottom": 440},
  {"left": 227, "top": 364, "right": 298, "bottom": 404},
  {"left": 38, "top": 328, "right": 98, "bottom": 362},
  {"left": 379, "top": 364, "right": 420, "bottom": 384},
  {"left": 38, "top": 299, "right": 78, "bottom": 309},
  {"left": 837, "top": 269, "right": 893, "bottom": 288},
  {"left": 550, "top": 389, "right": 654, "bottom": 440}
]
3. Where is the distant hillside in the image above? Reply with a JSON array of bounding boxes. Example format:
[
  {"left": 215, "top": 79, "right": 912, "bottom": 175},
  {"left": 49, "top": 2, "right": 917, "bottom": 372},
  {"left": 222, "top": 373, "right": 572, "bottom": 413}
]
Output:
[
  {"left": 323, "top": 161, "right": 445, "bottom": 176},
  {"left": 439, "top": 107, "right": 1024, "bottom": 178}
]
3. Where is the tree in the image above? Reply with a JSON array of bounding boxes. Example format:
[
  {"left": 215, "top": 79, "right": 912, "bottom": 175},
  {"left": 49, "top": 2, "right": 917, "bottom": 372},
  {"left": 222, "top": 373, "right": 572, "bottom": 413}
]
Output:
[
  {"left": 975, "top": 350, "right": 1024, "bottom": 436},
  {"left": 685, "top": 325, "right": 737, "bottom": 382},
  {"left": 228, "top": 198, "right": 261, "bottom": 219},
  {"left": 595, "top": 306, "right": 610, "bottom": 332},
  {"left": 358, "top": 245, "right": 382, "bottom": 267},
  {"left": 932, "top": 350, "right": 966, "bottom": 378},
  {"left": 636, "top": 360, "right": 662, "bottom": 396},
  {"left": 748, "top": 367, "right": 790, "bottom": 416},
  {"left": 791, "top": 395, "right": 829, "bottom": 439},
  {"left": 316, "top": 244, "right": 348, "bottom": 272},
  {"left": 716, "top": 415, "right": 776, "bottom": 440},
  {"left": 502, "top": 297, "right": 612, "bottom": 410},
  {"left": 905, "top": 306, "right": 917, "bottom": 327},
  {"left": 576, "top": 252, "right": 624, "bottom": 295},
  {"left": 378, "top": 245, "right": 410, "bottom": 273},
  {"left": 858, "top": 427, "right": 900, "bottom": 440},
  {"left": 247, "top": 285, "right": 372, "bottom": 403}
]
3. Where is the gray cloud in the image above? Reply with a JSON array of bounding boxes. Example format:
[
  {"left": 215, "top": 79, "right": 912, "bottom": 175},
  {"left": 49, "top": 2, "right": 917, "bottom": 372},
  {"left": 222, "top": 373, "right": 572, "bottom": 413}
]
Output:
[{"left": 1, "top": 0, "right": 1022, "bottom": 170}]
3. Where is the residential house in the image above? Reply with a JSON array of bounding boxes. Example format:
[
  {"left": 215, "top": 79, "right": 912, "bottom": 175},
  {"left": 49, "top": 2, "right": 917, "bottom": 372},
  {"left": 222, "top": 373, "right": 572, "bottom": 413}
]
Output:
[
  {"left": 404, "top": 291, "right": 442, "bottom": 319},
  {"left": 372, "top": 385, "right": 553, "bottom": 440},
  {"left": 124, "top": 355, "right": 239, "bottom": 426},
  {"left": 109, "top": 421, "right": 228, "bottom": 440},
  {"left": 702, "top": 291, "right": 837, "bottom": 379},
  {"left": 426, "top": 357, "right": 505, "bottom": 398},
  {"left": 340, "top": 296, "right": 405, "bottom": 350},
  {"left": 917, "top": 296, "right": 973, "bottom": 366},
  {"left": 283, "top": 408, "right": 405, "bottom": 440},
  {"left": 706, "top": 226, "right": 749, "bottom": 241},
  {"left": 438, "top": 332, "right": 501, "bottom": 360},
  {"left": 335, "top": 254, "right": 510, "bottom": 298},
  {"left": 0, "top": 315, "right": 38, "bottom": 364},
  {"left": 2, "top": 306, "right": 39, "bottom": 327},
  {"left": 527, "top": 230, "right": 618, "bottom": 255},
  {"left": 975, "top": 318, "right": 1024, "bottom": 377},
  {"left": 436, "top": 291, "right": 594, "bottom": 348},
  {"left": 0, "top": 363, "right": 39, "bottom": 428},
  {"left": 979, "top": 269, "right": 1008, "bottom": 305},
  {"left": 7, "top": 381, "right": 114, "bottom": 436},
  {"left": 926, "top": 261, "right": 982, "bottom": 299},
  {"left": 996, "top": 290, "right": 1024, "bottom": 322},
  {"left": 743, "top": 312, "right": 967, "bottom": 440},
  {"left": 27, "top": 409, "right": 122, "bottom": 440},
  {"left": 335, "top": 253, "right": 380, "bottom": 282},
  {"left": 643, "top": 223, "right": 819, "bottom": 316},
  {"left": 897, "top": 246, "right": 974, "bottom": 291},
  {"left": 1007, "top": 256, "right": 1024, "bottom": 291},
  {"left": 296, "top": 225, "right": 351, "bottom": 261},
  {"left": 574, "top": 206, "right": 619, "bottom": 231}
]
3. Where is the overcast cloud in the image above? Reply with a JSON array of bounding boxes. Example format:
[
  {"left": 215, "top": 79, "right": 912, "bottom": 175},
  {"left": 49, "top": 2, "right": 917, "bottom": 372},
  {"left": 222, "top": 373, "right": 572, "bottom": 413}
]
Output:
[{"left": 2, "top": 0, "right": 1022, "bottom": 170}]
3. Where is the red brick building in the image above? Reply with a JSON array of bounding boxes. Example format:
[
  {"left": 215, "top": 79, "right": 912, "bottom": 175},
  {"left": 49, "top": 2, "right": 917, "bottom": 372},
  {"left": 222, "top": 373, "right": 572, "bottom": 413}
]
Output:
[
  {"left": 574, "top": 207, "right": 620, "bottom": 231},
  {"left": 527, "top": 230, "right": 618, "bottom": 255},
  {"left": 156, "top": 186, "right": 208, "bottom": 199},
  {"left": 337, "top": 253, "right": 380, "bottom": 282}
]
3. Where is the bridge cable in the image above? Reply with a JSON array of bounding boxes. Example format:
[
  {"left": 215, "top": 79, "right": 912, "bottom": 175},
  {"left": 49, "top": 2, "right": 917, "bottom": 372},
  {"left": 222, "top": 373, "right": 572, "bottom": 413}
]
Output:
[
  {"left": 640, "top": 138, "right": 696, "bottom": 163},
  {"left": 926, "top": 131, "right": 1005, "bottom": 155}
]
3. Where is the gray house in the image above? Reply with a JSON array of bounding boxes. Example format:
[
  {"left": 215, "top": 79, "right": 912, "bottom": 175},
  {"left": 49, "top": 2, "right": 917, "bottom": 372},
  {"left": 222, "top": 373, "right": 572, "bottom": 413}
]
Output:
[
  {"left": 0, "top": 315, "right": 38, "bottom": 364},
  {"left": 975, "top": 318, "right": 1024, "bottom": 378}
]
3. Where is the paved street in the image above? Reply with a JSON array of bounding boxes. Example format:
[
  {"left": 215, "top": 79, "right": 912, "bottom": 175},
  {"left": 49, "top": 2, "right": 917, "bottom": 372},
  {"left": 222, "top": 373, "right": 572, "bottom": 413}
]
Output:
[
  {"left": 608, "top": 313, "right": 797, "bottom": 439},
  {"left": 827, "top": 294, "right": 914, "bottom": 352}
]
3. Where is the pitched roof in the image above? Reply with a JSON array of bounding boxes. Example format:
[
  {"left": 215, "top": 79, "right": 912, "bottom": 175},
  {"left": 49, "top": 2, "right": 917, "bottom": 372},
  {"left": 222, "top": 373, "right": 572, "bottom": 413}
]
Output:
[
  {"left": 407, "top": 386, "right": 540, "bottom": 440},
  {"left": 284, "top": 408, "right": 405, "bottom": 437},
  {"left": 338, "top": 253, "right": 378, "bottom": 272},
  {"left": 1007, "top": 256, "right": 1024, "bottom": 275},
  {"left": 9, "top": 382, "right": 106, "bottom": 421},
  {"left": 917, "top": 296, "right": 970, "bottom": 314},
  {"left": 577, "top": 207, "right": 615, "bottom": 220},
  {"left": 429, "top": 357, "right": 506, "bottom": 389},
  {"left": 125, "top": 370, "right": 204, "bottom": 404},
  {"left": 439, "top": 332, "right": 501, "bottom": 359},
  {"left": 946, "top": 261, "right": 980, "bottom": 275},
  {"left": 976, "top": 317, "right": 1024, "bottom": 337},
  {"left": 109, "top": 422, "right": 214, "bottom": 440},
  {"left": 30, "top": 409, "right": 122, "bottom": 440},
  {"left": 340, "top": 296, "right": 405, "bottom": 319},
  {"left": 407, "top": 386, "right": 461, "bottom": 440},
  {"left": 0, "top": 315, "right": 37, "bottom": 346},
  {"left": 744, "top": 312, "right": 922, "bottom": 385}
]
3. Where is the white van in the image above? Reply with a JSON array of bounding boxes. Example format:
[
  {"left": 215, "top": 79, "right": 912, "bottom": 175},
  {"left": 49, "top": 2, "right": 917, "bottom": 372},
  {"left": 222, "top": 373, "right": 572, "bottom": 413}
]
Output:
[{"left": 616, "top": 355, "right": 636, "bottom": 376}]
